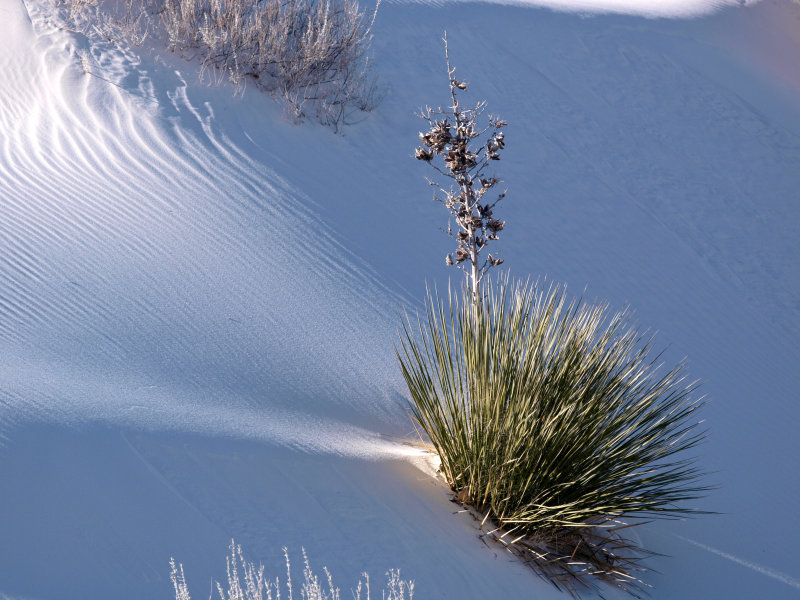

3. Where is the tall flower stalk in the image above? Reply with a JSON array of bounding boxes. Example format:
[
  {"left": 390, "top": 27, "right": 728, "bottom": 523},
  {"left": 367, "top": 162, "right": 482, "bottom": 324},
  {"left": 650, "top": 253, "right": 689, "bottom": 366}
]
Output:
[{"left": 415, "top": 33, "right": 507, "bottom": 302}]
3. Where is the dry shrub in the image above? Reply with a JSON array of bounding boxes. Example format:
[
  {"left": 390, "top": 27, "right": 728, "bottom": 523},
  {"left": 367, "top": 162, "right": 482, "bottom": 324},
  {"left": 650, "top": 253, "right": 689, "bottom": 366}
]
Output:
[
  {"left": 55, "top": 0, "right": 382, "bottom": 131},
  {"left": 171, "top": 540, "right": 413, "bottom": 600}
]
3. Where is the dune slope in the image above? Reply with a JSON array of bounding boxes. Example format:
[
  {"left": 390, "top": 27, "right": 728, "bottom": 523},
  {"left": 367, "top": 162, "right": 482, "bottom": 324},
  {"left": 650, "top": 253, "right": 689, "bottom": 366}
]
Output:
[{"left": 1, "top": 0, "right": 799, "bottom": 598}]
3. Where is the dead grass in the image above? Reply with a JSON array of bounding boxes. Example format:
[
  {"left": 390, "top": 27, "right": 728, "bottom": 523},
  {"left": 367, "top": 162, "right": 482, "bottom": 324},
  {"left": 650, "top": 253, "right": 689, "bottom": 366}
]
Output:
[{"left": 55, "top": 0, "right": 382, "bottom": 131}]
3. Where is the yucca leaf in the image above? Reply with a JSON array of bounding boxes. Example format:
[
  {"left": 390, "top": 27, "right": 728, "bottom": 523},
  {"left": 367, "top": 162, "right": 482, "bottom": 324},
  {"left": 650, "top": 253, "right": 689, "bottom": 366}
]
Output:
[{"left": 397, "top": 274, "right": 711, "bottom": 596}]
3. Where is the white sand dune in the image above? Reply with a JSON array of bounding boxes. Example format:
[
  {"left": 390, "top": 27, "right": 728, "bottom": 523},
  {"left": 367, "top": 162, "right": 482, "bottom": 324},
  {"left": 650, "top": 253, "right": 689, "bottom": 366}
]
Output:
[
  {"left": 1, "top": 0, "right": 799, "bottom": 598},
  {"left": 410, "top": 0, "right": 754, "bottom": 17},
  {"left": 0, "top": 0, "right": 413, "bottom": 446}
]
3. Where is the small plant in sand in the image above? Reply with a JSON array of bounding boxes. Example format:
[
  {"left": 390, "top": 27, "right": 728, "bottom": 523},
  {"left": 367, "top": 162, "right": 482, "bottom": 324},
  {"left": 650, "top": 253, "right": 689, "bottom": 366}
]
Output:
[{"left": 171, "top": 540, "right": 413, "bottom": 600}]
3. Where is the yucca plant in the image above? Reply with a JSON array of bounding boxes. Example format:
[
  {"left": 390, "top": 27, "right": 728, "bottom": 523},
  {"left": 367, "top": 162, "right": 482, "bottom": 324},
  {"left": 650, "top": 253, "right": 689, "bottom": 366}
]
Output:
[{"left": 397, "top": 275, "right": 709, "bottom": 595}]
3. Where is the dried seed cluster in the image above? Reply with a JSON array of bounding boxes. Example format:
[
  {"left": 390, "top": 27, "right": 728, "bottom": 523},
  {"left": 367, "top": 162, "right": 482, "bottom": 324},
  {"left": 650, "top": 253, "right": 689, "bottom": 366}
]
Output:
[{"left": 415, "top": 36, "right": 507, "bottom": 298}]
